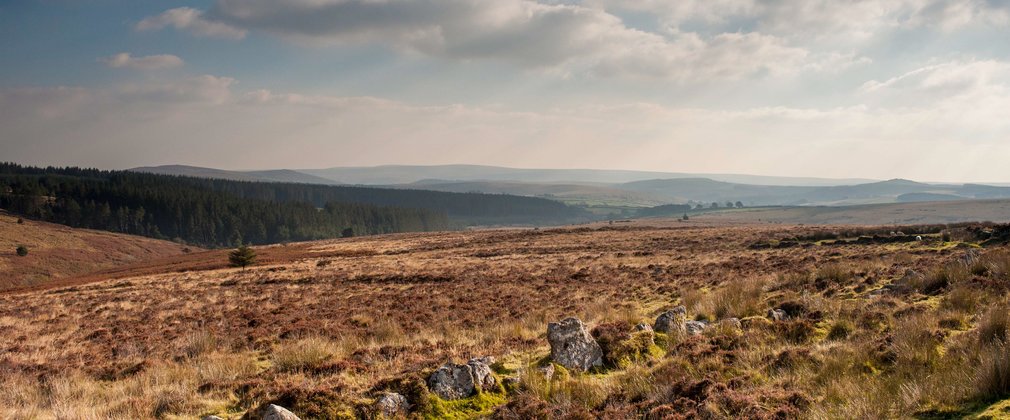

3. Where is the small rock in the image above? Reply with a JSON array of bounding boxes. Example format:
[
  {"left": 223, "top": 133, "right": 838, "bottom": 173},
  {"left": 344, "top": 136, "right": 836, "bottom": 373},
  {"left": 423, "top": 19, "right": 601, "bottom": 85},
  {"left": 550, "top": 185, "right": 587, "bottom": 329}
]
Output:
[
  {"left": 428, "top": 362, "right": 477, "bottom": 400},
  {"left": 767, "top": 308, "right": 788, "bottom": 321},
  {"left": 547, "top": 317, "right": 604, "bottom": 371},
  {"left": 654, "top": 306, "right": 688, "bottom": 334},
  {"left": 685, "top": 320, "right": 707, "bottom": 336},
  {"left": 261, "top": 404, "right": 300, "bottom": 420},
  {"left": 374, "top": 392, "right": 410, "bottom": 418},
  {"left": 537, "top": 363, "right": 555, "bottom": 381},
  {"left": 202, "top": 416, "right": 225, "bottom": 420},
  {"left": 635, "top": 322, "right": 653, "bottom": 332}
]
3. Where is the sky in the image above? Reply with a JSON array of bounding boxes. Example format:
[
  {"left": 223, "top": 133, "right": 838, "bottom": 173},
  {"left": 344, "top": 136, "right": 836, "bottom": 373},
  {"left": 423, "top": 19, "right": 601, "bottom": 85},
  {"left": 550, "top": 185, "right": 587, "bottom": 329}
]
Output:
[{"left": 2, "top": 0, "right": 1010, "bottom": 182}]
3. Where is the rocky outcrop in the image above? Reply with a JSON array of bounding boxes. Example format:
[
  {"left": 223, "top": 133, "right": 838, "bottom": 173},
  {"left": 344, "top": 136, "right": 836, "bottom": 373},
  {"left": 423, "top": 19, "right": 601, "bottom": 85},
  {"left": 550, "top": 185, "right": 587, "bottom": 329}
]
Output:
[
  {"left": 374, "top": 392, "right": 410, "bottom": 418},
  {"left": 653, "top": 306, "right": 688, "bottom": 334},
  {"left": 427, "top": 357, "right": 497, "bottom": 400},
  {"left": 767, "top": 308, "right": 788, "bottom": 321},
  {"left": 547, "top": 317, "right": 603, "bottom": 371}
]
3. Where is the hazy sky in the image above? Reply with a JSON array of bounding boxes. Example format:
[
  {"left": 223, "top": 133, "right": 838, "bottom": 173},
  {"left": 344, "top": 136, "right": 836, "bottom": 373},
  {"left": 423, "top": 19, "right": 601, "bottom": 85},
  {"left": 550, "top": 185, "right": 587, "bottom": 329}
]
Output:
[{"left": 2, "top": 0, "right": 1010, "bottom": 182}]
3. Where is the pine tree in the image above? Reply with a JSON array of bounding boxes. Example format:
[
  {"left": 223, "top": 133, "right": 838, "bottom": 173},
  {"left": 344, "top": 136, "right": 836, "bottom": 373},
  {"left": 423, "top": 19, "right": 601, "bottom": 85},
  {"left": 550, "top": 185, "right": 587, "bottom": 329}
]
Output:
[
  {"left": 16, "top": 245, "right": 28, "bottom": 257},
  {"left": 228, "top": 244, "right": 256, "bottom": 269}
]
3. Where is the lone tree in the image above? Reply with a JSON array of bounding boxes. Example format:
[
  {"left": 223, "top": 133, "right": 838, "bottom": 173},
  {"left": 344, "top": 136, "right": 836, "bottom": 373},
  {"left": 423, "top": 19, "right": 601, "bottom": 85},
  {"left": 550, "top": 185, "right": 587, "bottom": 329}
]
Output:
[
  {"left": 229, "top": 244, "right": 256, "bottom": 269},
  {"left": 16, "top": 245, "right": 28, "bottom": 257},
  {"left": 735, "top": 201, "right": 744, "bottom": 208},
  {"left": 16, "top": 218, "right": 24, "bottom": 224},
  {"left": 682, "top": 213, "right": 689, "bottom": 221}
]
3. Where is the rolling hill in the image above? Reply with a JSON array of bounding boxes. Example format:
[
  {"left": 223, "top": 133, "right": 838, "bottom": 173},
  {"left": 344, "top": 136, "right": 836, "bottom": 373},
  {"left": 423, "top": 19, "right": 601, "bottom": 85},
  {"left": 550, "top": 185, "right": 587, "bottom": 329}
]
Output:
[
  {"left": 132, "top": 165, "right": 339, "bottom": 185},
  {"left": 0, "top": 211, "right": 192, "bottom": 291}
]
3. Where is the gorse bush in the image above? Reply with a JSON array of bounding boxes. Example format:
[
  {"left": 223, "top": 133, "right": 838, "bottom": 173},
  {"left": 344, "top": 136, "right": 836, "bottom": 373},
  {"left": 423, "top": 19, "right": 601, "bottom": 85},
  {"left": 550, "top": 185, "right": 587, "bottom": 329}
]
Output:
[{"left": 15, "top": 245, "right": 27, "bottom": 257}]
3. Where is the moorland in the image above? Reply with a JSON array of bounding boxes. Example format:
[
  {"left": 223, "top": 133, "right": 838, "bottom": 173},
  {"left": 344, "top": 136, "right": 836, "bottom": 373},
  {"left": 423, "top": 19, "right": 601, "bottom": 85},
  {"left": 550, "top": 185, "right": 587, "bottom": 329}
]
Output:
[{"left": 5, "top": 218, "right": 1010, "bottom": 418}]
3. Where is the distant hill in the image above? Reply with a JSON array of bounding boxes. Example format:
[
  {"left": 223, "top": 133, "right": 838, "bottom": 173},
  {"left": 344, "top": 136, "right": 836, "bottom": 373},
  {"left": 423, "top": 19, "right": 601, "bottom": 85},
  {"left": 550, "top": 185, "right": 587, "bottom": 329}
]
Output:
[
  {"left": 0, "top": 211, "right": 191, "bottom": 291},
  {"left": 393, "top": 180, "right": 667, "bottom": 207},
  {"left": 131, "top": 165, "right": 339, "bottom": 185},
  {"left": 619, "top": 178, "right": 1010, "bottom": 206},
  {"left": 300, "top": 164, "right": 876, "bottom": 186}
]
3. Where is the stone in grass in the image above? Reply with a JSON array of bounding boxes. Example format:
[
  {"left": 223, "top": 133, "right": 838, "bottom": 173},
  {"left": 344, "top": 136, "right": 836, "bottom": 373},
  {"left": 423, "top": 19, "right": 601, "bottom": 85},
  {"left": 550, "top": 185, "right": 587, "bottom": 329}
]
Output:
[
  {"left": 654, "top": 306, "right": 688, "bottom": 334},
  {"left": 427, "top": 357, "right": 497, "bottom": 400},
  {"left": 374, "top": 392, "right": 410, "bottom": 418},
  {"left": 547, "top": 317, "right": 604, "bottom": 372},
  {"left": 685, "top": 320, "right": 708, "bottom": 336},
  {"left": 260, "top": 404, "right": 301, "bottom": 420},
  {"left": 767, "top": 308, "right": 788, "bottom": 321}
]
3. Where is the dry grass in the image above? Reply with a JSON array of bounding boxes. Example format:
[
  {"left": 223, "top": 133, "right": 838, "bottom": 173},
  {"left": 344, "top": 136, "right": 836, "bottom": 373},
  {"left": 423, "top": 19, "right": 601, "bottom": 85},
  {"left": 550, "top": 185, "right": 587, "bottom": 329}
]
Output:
[{"left": 1, "top": 221, "right": 1008, "bottom": 418}]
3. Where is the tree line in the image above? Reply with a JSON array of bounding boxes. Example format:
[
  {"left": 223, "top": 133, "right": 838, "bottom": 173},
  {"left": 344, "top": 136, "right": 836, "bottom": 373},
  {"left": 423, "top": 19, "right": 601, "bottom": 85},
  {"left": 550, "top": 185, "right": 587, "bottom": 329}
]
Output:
[
  {"left": 0, "top": 163, "right": 453, "bottom": 247},
  {"left": 0, "top": 163, "right": 588, "bottom": 246}
]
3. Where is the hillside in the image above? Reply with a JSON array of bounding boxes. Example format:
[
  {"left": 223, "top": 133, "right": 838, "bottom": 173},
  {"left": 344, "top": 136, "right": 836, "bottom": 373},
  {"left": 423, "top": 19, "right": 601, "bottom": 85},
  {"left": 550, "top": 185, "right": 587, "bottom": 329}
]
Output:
[
  {"left": 4, "top": 221, "right": 1010, "bottom": 418},
  {"left": 132, "top": 165, "right": 339, "bottom": 185},
  {"left": 1, "top": 163, "right": 589, "bottom": 247},
  {"left": 0, "top": 211, "right": 191, "bottom": 291}
]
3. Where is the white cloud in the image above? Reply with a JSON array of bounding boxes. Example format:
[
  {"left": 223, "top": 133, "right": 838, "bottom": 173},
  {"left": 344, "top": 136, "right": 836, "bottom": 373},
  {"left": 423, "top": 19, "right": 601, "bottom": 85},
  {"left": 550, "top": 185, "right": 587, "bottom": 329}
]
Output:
[
  {"left": 138, "top": 0, "right": 856, "bottom": 81},
  {"left": 101, "top": 53, "right": 184, "bottom": 70},
  {"left": 135, "top": 7, "right": 247, "bottom": 39}
]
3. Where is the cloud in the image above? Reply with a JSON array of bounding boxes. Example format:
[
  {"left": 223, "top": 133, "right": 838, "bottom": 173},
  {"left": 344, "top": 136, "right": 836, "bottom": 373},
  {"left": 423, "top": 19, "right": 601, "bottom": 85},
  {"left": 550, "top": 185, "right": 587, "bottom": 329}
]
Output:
[
  {"left": 4, "top": 74, "right": 1010, "bottom": 181},
  {"left": 101, "top": 53, "right": 184, "bottom": 70},
  {"left": 138, "top": 0, "right": 855, "bottom": 81},
  {"left": 860, "top": 59, "right": 1010, "bottom": 108},
  {"left": 135, "top": 7, "right": 247, "bottom": 39},
  {"left": 590, "top": 0, "right": 1010, "bottom": 42}
]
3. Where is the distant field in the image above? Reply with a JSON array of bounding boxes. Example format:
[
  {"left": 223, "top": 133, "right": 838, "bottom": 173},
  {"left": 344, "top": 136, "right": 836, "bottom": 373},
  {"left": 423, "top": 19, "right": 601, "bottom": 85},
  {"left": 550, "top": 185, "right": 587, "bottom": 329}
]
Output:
[
  {"left": 694, "top": 199, "right": 1010, "bottom": 225},
  {"left": 0, "top": 212, "right": 193, "bottom": 291}
]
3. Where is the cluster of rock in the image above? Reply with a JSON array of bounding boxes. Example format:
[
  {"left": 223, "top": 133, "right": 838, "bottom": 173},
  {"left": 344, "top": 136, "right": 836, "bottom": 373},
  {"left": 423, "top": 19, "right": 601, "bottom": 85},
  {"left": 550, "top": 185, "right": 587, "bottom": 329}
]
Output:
[
  {"left": 238, "top": 306, "right": 795, "bottom": 419},
  {"left": 652, "top": 305, "right": 741, "bottom": 336}
]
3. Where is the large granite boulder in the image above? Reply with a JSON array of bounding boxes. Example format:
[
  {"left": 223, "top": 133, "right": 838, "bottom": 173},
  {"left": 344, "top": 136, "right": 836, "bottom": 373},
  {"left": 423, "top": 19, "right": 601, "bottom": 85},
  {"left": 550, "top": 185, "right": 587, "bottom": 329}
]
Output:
[
  {"left": 547, "top": 317, "right": 603, "bottom": 371},
  {"left": 427, "top": 357, "right": 497, "bottom": 400},
  {"left": 428, "top": 362, "right": 477, "bottom": 400}
]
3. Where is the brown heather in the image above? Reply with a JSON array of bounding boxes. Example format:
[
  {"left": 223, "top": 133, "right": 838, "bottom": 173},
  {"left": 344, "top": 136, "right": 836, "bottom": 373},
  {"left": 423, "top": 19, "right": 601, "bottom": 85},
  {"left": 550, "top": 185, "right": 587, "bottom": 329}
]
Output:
[{"left": 3, "top": 219, "right": 1010, "bottom": 418}]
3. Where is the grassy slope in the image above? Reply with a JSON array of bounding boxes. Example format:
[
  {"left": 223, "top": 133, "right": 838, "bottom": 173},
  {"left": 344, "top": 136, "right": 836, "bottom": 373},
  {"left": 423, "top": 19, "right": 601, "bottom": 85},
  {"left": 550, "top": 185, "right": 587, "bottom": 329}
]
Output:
[{"left": 0, "top": 211, "right": 193, "bottom": 291}]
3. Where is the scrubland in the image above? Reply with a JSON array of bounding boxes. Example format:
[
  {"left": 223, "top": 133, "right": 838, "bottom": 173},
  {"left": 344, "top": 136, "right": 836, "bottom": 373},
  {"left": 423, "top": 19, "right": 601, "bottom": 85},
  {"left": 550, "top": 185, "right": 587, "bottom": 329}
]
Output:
[{"left": 3, "top": 220, "right": 1010, "bottom": 419}]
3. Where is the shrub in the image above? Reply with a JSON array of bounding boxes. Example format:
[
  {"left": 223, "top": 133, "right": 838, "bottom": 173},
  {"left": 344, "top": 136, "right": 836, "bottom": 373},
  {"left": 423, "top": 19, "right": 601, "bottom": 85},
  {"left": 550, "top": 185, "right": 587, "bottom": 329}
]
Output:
[
  {"left": 15, "top": 245, "right": 28, "bottom": 257},
  {"left": 228, "top": 244, "right": 256, "bottom": 268}
]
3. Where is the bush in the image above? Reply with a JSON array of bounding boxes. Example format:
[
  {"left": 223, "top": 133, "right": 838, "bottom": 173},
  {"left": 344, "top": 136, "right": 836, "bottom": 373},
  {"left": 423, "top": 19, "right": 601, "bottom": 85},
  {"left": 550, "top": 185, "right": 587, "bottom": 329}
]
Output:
[
  {"left": 228, "top": 244, "right": 256, "bottom": 268},
  {"left": 15, "top": 245, "right": 28, "bottom": 257},
  {"left": 16, "top": 218, "right": 24, "bottom": 224}
]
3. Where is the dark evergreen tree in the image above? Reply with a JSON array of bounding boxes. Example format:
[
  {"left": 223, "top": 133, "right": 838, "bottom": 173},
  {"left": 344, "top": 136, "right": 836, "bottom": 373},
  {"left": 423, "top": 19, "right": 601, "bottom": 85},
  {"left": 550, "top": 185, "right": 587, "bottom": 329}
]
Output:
[
  {"left": 228, "top": 244, "right": 256, "bottom": 268},
  {"left": 16, "top": 245, "right": 28, "bottom": 257}
]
